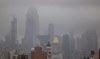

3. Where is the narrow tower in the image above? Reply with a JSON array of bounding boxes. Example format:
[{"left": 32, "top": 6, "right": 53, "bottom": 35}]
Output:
[
  {"left": 6, "top": 16, "right": 17, "bottom": 50},
  {"left": 48, "top": 23, "right": 54, "bottom": 43}
]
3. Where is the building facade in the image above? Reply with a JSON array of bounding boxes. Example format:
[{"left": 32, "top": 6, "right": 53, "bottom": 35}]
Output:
[
  {"left": 62, "top": 34, "right": 70, "bottom": 59},
  {"left": 4, "top": 16, "right": 17, "bottom": 51},
  {"left": 81, "top": 29, "right": 98, "bottom": 57},
  {"left": 48, "top": 23, "right": 54, "bottom": 43},
  {"left": 23, "top": 7, "right": 39, "bottom": 52},
  {"left": 31, "top": 46, "right": 47, "bottom": 59},
  {"left": 38, "top": 35, "right": 50, "bottom": 51},
  {"left": 52, "top": 36, "right": 63, "bottom": 59}
]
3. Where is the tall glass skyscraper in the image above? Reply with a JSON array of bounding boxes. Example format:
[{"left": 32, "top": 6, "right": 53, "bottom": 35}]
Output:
[{"left": 23, "top": 7, "right": 39, "bottom": 52}]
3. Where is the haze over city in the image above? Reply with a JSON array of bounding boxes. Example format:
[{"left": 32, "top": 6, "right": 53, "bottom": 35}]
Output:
[
  {"left": 0, "top": 0, "right": 100, "bottom": 42},
  {"left": 0, "top": 0, "right": 100, "bottom": 59}
]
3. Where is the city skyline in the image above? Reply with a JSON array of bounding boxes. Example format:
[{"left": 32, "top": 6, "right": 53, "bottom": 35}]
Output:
[
  {"left": 0, "top": 0, "right": 99, "bottom": 59},
  {"left": 0, "top": 5, "right": 99, "bottom": 48},
  {"left": 0, "top": 0, "right": 100, "bottom": 39}
]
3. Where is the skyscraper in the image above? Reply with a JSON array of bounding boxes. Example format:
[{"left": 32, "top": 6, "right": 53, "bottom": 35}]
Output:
[
  {"left": 5, "top": 16, "right": 17, "bottom": 51},
  {"left": 23, "top": 7, "right": 39, "bottom": 52},
  {"left": 69, "top": 32, "right": 75, "bottom": 59},
  {"left": 48, "top": 23, "right": 54, "bottom": 43},
  {"left": 38, "top": 35, "right": 50, "bottom": 51},
  {"left": 52, "top": 36, "right": 63, "bottom": 59},
  {"left": 62, "top": 34, "right": 70, "bottom": 59},
  {"left": 81, "top": 28, "right": 98, "bottom": 56},
  {"left": 87, "top": 29, "right": 98, "bottom": 52},
  {"left": 11, "top": 16, "right": 17, "bottom": 49}
]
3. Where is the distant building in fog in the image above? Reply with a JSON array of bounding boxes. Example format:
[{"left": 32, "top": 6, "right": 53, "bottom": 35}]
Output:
[
  {"left": 48, "top": 23, "right": 54, "bottom": 43},
  {"left": 5, "top": 16, "right": 17, "bottom": 51},
  {"left": 52, "top": 36, "right": 63, "bottom": 59},
  {"left": 75, "top": 37, "right": 83, "bottom": 59},
  {"left": 62, "top": 34, "right": 70, "bottom": 59},
  {"left": 81, "top": 29, "right": 98, "bottom": 56},
  {"left": 38, "top": 35, "right": 50, "bottom": 51},
  {"left": 52, "top": 36, "right": 62, "bottom": 53},
  {"left": 10, "top": 16, "right": 17, "bottom": 50},
  {"left": 69, "top": 32, "right": 75, "bottom": 59},
  {"left": 23, "top": 7, "right": 39, "bottom": 52}
]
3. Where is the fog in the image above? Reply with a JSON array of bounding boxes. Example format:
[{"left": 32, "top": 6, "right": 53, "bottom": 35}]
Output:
[{"left": 0, "top": 0, "right": 100, "bottom": 47}]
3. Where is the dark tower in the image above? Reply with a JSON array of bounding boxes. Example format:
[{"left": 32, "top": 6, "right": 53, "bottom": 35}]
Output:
[
  {"left": 10, "top": 16, "right": 17, "bottom": 50},
  {"left": 62, "top": 34, "right": 70, "bottom": 59}
]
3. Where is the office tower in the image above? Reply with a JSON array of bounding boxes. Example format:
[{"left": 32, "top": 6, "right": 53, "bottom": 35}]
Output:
[
  {"left": 5, "top": 16, "right": 17, "bottom": 51},
  {"left": 48, "top": 23, "right": 54, "bottom": 43},
  {"left": 38, "top": 35, "right": 50, "bottom": 51},
  {"left": 81, "top": 32, "right": 90, "bottom": 57},
  {"left": 23, "top": 7, "right": 39, "bottom": 52},
  {"left": 52, "top": 36, "right": 62, "bottom": 54},
  {"left": 5, "top": 33, "right": 11, "bottom": 50},
  {"left": 52, "top": 36, "right": 63, "bottom": 59},
  {"left": 69, "top": 32, "right": 75, "bottom": 59},
  {"left": 87, "top": 29, "right": 98, "bottom": 52},
  {"left": 75, "top": 37, "right": 83, "bottom": 59},
  {"left": 10, "top": 16, "right": 17, "bottom": 50},
  {"left": 82, "top": 29, "right": 98, "bottom": 56},
  {"left": 62, "top": 34, "right": 70, "bottom": 59}
]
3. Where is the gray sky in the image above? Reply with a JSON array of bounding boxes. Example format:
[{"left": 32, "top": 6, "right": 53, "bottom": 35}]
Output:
[{"left": 0, "top": 0, "right": 100, "bottom": 46}]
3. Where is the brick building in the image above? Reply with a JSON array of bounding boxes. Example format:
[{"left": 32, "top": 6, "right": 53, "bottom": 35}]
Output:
[{"left": 31, "top": 46, "right": 47, "bottom": 59}]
